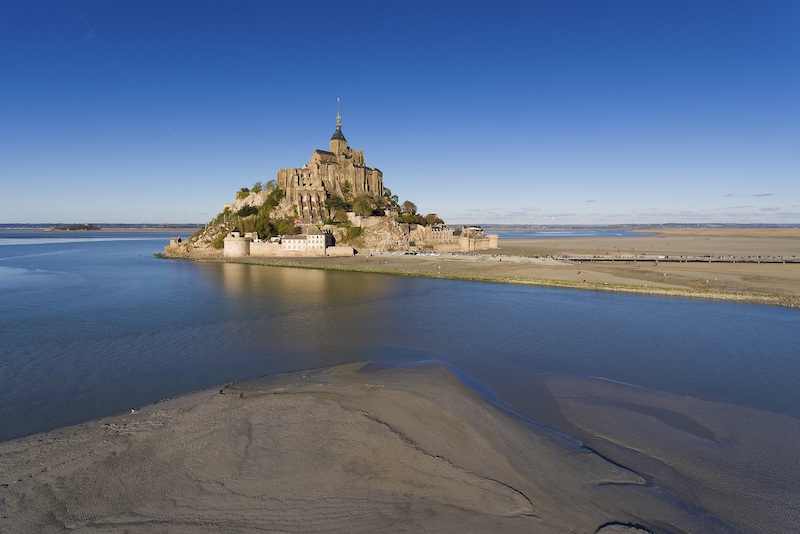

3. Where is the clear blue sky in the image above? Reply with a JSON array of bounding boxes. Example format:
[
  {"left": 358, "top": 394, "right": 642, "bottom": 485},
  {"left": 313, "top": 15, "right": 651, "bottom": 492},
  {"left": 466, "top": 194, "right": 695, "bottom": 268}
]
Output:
[{"left": 2, "top": 1, "right": 799, "bottom": 224}]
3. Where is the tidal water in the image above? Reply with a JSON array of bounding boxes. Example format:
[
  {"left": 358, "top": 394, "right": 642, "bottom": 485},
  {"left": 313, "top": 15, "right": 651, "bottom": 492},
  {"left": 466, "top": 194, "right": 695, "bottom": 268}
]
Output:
[{"left": 1, "top": 231, "right": 799, "bottom": 442}]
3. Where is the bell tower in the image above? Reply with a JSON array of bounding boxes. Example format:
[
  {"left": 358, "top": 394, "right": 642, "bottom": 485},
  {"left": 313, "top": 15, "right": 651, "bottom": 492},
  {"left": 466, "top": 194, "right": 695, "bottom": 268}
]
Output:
[{"left": 329, "top": 98, "right": 347, "bottom": 155}]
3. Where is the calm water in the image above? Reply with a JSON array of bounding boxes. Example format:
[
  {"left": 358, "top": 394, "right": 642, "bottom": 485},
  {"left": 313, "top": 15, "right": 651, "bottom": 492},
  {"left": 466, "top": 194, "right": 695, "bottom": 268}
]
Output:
[{"left": 1, "top": 232, "right": 798, "bottom": 442}]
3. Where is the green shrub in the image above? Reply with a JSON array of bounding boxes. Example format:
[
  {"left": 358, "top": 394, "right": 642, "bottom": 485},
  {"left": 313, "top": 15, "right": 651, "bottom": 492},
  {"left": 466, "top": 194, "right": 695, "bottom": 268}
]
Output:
[
  {"left": 211, "top": 233, "right": 226, "bottom": 249},
  {"left": 352, "top": 195, "right": 373, "bottom": 217},
  {"left": 325, "top": 195, "right": 350, "bottom": 212},
  {"left": 237, "top": 205, "right": 258, "bottom": 217},
  {"left": 262, "top": 188, "right": 285, "bottom": 211},
  {"left": 275, "top": 218, "right": 295, "bottom": 236},
  {"left": 396, "top": 213, "right": 427, "bottom": 225},
  {"left": 425, "top": 213, "right": 444, "bottom": 225}
]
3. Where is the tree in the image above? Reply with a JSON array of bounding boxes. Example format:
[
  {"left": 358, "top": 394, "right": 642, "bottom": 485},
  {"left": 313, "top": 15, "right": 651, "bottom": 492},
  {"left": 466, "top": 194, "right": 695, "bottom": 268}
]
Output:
[
  {"left": 334, "top": 207, "right": 349, "bottom": 224},
  {"left": 396, "top": 212, "right": 425, "bottom": 225},
  {"left": 325, "top": 195, "right": 350, "bottom": 212},
  {"left": 265, "top": 179, "right": 277, "bottom": 191},
  {"left": 275, "top": 218, "right": 295, "bottom": 236},
  {"left": 425, "top": 213, "right": 444, "bottom": 225},
  {"left": 252, "top": 214, "right": 275, "bottom": 238},
  {"left": 353, "top": 195, "right": 373, "bottom": 217},
  {"left": 401, "top": 200, "right": 417, "bottom": 215},
  {"left": 251, "top": 181, "right": 263, "bottom": 193},
  {"left": 237, "top": 205, "right": 258, "bottom": 217},
  {"left": 383, "top": 187, "right": 399, "bottom": 207},
  {"left": 256, "top": 188, "right": 286, "bottom": 221}
]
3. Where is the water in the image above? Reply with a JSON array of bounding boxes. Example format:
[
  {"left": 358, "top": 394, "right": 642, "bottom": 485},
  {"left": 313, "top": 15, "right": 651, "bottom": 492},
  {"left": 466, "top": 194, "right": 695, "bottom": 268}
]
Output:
[{"left": 1, "top": 231, "right": 799, "bottom": 442}]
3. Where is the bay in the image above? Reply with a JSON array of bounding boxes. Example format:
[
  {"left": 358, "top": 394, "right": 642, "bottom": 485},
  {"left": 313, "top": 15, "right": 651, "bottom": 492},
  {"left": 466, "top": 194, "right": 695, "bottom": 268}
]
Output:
[{"left": 1, "top": 231, "right": 798, "bottom": 442}]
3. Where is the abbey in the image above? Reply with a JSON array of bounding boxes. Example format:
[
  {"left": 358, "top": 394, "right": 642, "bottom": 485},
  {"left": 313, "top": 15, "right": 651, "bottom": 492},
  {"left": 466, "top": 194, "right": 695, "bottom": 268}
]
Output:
[{"left": 277, "top": 105, "right": 384, "bottom": 222}]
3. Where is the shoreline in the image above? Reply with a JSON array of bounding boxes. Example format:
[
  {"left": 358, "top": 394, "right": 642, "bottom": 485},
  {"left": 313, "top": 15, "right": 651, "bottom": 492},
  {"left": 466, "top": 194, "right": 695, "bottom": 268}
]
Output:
[{"left": 162, "top": 245, "right": 800, "bottom": 308}]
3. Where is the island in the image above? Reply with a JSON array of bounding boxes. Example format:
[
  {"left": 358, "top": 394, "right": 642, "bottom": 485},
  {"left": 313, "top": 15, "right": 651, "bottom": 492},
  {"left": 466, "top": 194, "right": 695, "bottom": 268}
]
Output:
[
  {"left": 161, "top": 108, "right": 799, "bottom": 308},
  {"left": 46, "top": 223, "right": 102, "bottom": 232},
  {"left": 163, "top": 105, "right": 500, "bottom": 260}
]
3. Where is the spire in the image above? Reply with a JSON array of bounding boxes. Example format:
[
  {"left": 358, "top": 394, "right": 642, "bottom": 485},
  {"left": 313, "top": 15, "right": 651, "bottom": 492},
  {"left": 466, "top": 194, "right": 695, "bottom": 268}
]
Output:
[{"left": 330, "top": 98, "right": 346, "bottom": 142}]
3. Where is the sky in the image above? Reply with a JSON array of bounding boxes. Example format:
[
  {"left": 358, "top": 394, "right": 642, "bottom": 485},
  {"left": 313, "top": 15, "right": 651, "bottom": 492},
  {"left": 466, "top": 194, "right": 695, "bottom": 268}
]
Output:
[{"left": 2, "top": 1, "right": 799, "bottom": 225}]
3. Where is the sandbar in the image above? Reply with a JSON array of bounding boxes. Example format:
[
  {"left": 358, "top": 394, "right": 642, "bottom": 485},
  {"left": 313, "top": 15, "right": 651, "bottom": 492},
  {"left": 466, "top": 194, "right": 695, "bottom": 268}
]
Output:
[{"left": 0, "top": 362, "right": 750, "bottom": 533}]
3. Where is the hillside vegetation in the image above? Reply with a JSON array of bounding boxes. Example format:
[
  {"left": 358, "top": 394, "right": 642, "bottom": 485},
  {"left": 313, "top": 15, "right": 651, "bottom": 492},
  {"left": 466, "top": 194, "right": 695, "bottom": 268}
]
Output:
[{"left": 180, "top": 182, "right": 442, "bottom": 253}]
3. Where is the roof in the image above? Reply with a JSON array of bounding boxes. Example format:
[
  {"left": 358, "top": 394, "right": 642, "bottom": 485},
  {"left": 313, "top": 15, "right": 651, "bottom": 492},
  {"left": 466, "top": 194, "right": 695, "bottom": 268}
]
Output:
[{"left": 330, "top": 127, "right": 346, "bottom": 142}]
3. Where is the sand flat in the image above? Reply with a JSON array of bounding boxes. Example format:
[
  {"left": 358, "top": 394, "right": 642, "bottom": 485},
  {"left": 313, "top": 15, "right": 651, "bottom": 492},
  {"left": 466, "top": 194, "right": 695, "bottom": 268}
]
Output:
[
  {"left": 0, "top": 362, "right": 726, "bottom": 533},
  {"left": 542, "top": 373, "right": 800, "bottom": 533}
]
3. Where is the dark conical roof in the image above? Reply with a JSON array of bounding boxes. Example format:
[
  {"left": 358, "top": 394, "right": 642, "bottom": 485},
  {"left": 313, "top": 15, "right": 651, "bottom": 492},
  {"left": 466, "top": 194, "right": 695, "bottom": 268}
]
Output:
[
  {"left": 331, "top": 127, "right": 346, "bottom": 142},
  {"left": 331, "top": 100, "right": 346, "bottom": 142}
]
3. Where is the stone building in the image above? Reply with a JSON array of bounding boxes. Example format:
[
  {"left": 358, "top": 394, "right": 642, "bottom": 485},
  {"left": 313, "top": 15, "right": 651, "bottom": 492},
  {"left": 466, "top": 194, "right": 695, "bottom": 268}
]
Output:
[
  {"left": 409, "top": 225, "right": 499, "bottom": 252},
  {"left": 223, "top": 226, "right": 346, "bottom": 258},
  {"left": 276, "top": 104, "right": 383, "bottom": 222}
]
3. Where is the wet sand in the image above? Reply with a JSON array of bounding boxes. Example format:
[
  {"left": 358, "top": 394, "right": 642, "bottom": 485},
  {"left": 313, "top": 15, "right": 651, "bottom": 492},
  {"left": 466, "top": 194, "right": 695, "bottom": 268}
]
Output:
[
  {"left": 6, "top": 362, "right": 794, "bottom": 533},
  {"left": 541, "top": 373, "right": 800, "bottom": 533},
  {"left": 3, "top": 363, "right": 797, "bottom": 532}
]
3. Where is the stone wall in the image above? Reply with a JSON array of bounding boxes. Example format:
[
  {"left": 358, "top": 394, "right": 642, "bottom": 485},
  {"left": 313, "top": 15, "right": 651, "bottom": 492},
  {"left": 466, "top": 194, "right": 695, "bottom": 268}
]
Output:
[
  {"left": 223, "top": 235, "right": 250, "bottom": 257},
  {"left": 326, "top": 246, "right": 355, "bottom": 257}
]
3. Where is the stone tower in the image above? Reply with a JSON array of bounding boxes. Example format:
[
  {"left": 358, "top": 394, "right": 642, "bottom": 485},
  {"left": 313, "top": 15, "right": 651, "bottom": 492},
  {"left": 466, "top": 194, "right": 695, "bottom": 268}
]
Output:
[{"left": 330, "top": 100, "right": 347, "bottom": 155}]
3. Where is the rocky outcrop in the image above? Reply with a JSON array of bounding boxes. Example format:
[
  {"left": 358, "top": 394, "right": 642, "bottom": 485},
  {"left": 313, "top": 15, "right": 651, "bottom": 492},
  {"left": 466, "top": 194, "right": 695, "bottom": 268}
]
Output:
[{"left": 361, "top": 217, "right": 409, "bottom": 251}]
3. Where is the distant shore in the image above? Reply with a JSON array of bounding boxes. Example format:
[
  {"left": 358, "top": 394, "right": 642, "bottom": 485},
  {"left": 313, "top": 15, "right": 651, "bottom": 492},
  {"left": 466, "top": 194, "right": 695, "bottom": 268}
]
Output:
[
  {"left": 2, "top": 226, "right": 202, "bottom": 234},
  {"left": 1, "top": 225, "right": 203, "bottom": 232},
  {"left": 163, "top": 228, "right": 800, "bottom": 308}
]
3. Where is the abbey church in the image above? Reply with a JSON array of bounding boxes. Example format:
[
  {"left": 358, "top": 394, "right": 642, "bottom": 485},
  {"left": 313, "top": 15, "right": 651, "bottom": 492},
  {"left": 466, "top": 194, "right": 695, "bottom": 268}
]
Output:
[{"left": 277, "top": 105, "right": 384, "bottom": 222}]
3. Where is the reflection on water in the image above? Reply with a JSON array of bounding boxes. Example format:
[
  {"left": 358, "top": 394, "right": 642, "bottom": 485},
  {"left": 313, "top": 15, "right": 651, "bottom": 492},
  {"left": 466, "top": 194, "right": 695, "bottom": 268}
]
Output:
[
  {"left": 214, "top": 261, "right": 399, "bottom": 305},
  {"left": 1, "top": 233, "right": 799, "bottom": 442}
]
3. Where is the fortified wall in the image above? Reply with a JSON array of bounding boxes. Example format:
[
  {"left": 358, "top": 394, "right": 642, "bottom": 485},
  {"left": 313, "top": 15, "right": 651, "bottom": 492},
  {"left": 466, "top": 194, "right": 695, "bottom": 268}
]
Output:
[
  {"left": 223, "top": 227, "right": 354, "bottom": 258},
  {"left": 409, "top": 225, "right": 499, "bottom": 252}
]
